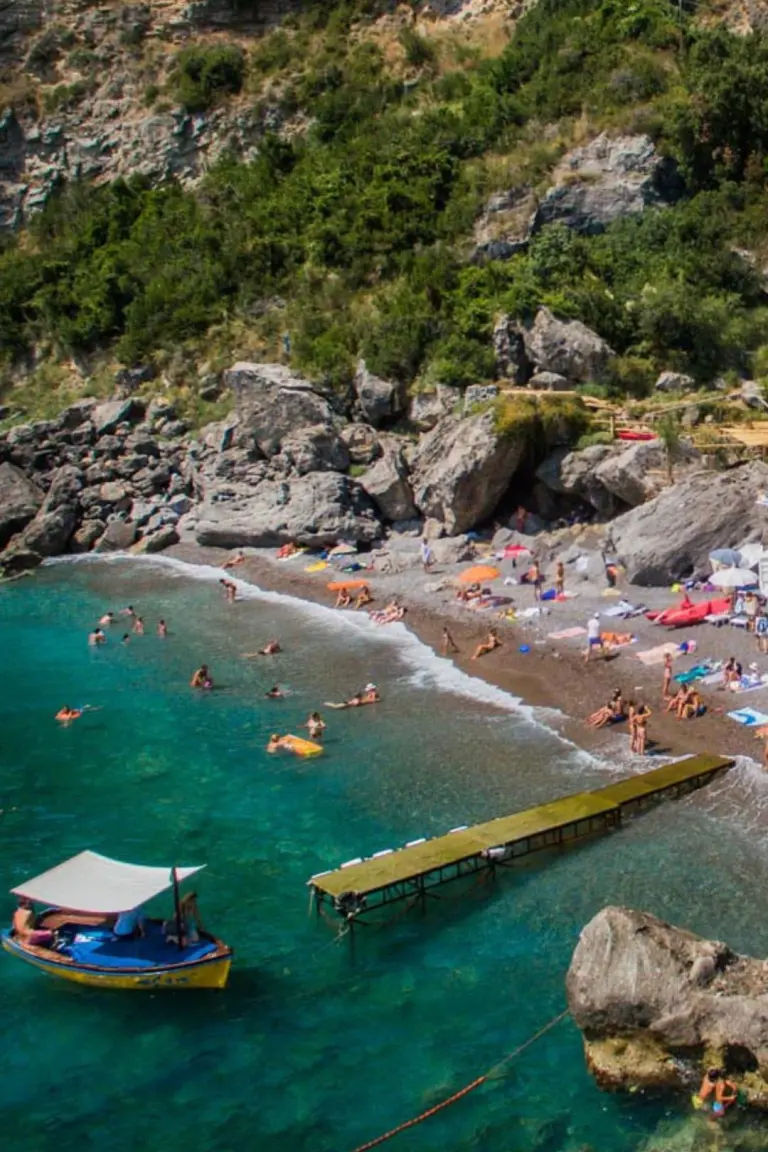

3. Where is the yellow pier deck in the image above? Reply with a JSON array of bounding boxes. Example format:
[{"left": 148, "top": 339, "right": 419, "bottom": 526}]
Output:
[{"left": 309, "top": 754, "right": 733, "bottom": 920}]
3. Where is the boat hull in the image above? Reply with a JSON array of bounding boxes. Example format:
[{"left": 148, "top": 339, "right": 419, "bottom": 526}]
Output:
[{"left": 1, "top": 932, "right": 231, "bottom": 989}]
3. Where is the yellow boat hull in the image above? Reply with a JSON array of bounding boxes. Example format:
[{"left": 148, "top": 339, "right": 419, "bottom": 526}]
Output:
[{"left": 2, "top": 935, "right": 231, "bottom": 989}]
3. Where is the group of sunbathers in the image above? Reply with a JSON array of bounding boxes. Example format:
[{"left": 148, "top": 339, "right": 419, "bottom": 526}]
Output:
[
  {"left": 334, "top": 585, "right": 373, "bottom": 610},
  {"left": 586, "top": 689, "right": 652, "bottom": 754}
]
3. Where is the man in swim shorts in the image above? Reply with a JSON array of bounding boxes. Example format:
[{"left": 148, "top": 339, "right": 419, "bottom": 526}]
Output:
[
  {"left": 584, "top": 615, "right": 602, "bottom": 663},
  {"left": 88, "top": 628, "right": 107, "bottom": 646}
]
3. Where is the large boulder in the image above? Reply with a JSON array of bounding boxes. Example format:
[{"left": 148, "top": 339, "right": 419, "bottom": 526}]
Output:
[
  {"left": 536, "top": 445, "right": 619, "bottom": 517},
  {"left": 195, "top": 473, "right": 381, "bottom": 549},
  {"left": 493, "top": 314, "right": 532, "bottom": 384},
  {"left": 276, "top": 425, "right": 350, "bottom": 475},
  {"left": 567, "top": 906, "right": 768, "bottom": 1106},
  {"left": 0, "top": 462, "right": 44, "bottom": 549},
  {"left": 534, "top": 133, "right": 683, "bottom": 236},
  {"left": 654, "top": 371, "right": 696, "bottom": 394},
  {"left": 360, "top": 437, "right": 417, "bottom": 522},
  {"left": 523, "top": 307, "right": 614, "bottom": 383},
  {"left": 607, "top": 460, "right": 768, "bottom": 585},
  {"left": 22, "top": 504, "right": 77, "bottom": 557},
  {"left": 339, "top": 423, "right": 380, "bottom": 466},
  {"left": 95, "top": 519, "right": 139, "bottom": 552},
  {"left": 353, "top": 360, "right": 405, "bottom": 428},
  {"left": 92, "top": 397, "right": 146, "bottom": 435},
  {"left": 224, "top": 362, "right": 336, "bottom": 457},
  {"left": 594, "top": 439, "right": 700, "bottom": 508},
  {"left": 407, "top": 386, "right": 456, "bottom": 432},
  {"left": 410, "top": 409, "right": 526, "bottom": 535},
  {"left": 41, "top": 464, "right": 84, "bottom": 512}
]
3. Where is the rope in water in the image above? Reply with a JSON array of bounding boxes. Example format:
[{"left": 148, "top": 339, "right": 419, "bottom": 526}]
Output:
[{"left": 348, "top": 1008, "right": 571, "bottom": 1152}]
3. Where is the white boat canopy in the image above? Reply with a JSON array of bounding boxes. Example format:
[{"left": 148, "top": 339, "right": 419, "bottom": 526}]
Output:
[{"left": 11, "top": 851, "right": 204, "bottom": 914}]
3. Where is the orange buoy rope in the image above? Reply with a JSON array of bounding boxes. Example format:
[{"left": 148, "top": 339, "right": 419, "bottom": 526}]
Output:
[{"left": 349, "top": 1008, "right": 570, "bottom": 1152}]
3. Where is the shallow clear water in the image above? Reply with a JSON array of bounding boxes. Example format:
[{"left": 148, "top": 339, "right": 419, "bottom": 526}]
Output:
[{"left": 1, "top": 558, "right": 768, "bottom": 1152}]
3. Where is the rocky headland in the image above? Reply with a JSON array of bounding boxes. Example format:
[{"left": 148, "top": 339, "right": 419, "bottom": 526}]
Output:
[{"left": 567, "top": 906, "right": 768, "bottom": 1110}]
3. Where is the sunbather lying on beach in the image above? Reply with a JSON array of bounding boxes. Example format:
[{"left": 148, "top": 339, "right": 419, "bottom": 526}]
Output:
[
  {"left": 721, "top": 656, "right": 742, "bottom": 690},
  {"left": 586, "top": 689, "right": 625, "bottom": 728},
  {"left": 370, "top": 600, "right": 405, "bottom": 625},
  {"left": 472, "top": 628, "right": 501, "bottom": 660},
  {"left": 223, "top": 550, "right": 246, "bottom": 569}
]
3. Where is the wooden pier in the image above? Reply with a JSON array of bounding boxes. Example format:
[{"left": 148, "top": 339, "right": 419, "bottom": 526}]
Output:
[{"left": 308, "top": 754, "right": 733, "bottom": 922}]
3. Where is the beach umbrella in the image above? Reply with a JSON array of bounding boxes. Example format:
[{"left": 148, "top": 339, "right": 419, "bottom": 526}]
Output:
[
  {"left": 709, "top": 568, "right": 758, "bottom": 589},
  {"left": 458, "top": 564, "right": 501, "bottom": 584},
  {"left": 709, "top": 548, "right": 742, "bottom": 569},
  {"left": 737, "top": 542, "right": 764, "bottom": 570},
  {"left": 503, "top": 544, "right": 531, "bottom": 559}
]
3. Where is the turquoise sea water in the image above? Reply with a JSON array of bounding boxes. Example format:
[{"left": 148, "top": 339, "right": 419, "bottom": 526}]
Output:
[{"left": 2, "top": 557, "right": 768, "bottom": 1152}]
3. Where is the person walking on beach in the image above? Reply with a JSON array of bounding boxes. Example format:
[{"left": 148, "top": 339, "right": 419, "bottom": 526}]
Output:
[
  {"left": 584, "top": 614, "right": 602, "bottom": 663},
  {"left": 442, "top": 626, "right": 459, "bottom": 656},
  {"left": 555, "top": 560, "right": 565, "bottom": 597},
  {"left": 662, "top": 652, "right": 674, "bottom": 699},
  {"left": 421, "top": 538, "right": 434, "bottom": 573}
]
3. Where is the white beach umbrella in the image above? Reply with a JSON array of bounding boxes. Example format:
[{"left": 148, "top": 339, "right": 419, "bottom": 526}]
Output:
[
  {"left": 737, "top": 542, "right": 764, "bottom": 570},
  {"left": 709, "top": 567, "right": 758, "bottom": 589}
]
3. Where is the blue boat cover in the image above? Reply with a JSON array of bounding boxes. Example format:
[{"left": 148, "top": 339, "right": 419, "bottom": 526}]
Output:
[{"left": 56, "top": 919, "right": 217, "bottom": 970}]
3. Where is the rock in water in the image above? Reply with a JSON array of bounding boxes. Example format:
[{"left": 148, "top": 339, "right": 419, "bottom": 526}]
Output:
[
  {"left": 410, "top": 409, "right": 526, "bottom": 535},
  {"left": 224, "top": 362, "right": 336, "bottom": 457},
  {"left": 607, "top": 460, "right": 768, "bottom": 584},
  {"left": 567, "top": 906, "right": 768, "bottom": 1106},
  {"left": 0, "top": 462, "right": 44, "bottom": 549},
  {"left": 194, "top": 473, "right": 381, "bottom": 549}
]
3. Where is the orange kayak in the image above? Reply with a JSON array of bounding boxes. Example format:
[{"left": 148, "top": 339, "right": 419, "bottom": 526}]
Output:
[{"left": 327, "top": 579, "right": 369, "bottom": 592}]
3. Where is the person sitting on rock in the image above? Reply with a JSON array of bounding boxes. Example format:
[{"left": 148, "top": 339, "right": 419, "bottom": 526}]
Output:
[{"left": 697, "top": 1068, "right": 737, "bottom": 1117}]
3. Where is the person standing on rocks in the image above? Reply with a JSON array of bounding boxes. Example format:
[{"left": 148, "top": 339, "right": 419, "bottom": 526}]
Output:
[{"left": 555, "top": 560, "right": 565, "bottom": 597}]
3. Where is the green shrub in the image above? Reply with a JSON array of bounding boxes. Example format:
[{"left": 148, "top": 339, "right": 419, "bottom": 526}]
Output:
[
  {"left": 399, "top": 27, "right": 436, "bottom": 70},
  {"left": 42, "top": 80, "right": 93, "bottom": 113},
  {"left": 172, "top": 44, "right": 245, "bottom": 112}
]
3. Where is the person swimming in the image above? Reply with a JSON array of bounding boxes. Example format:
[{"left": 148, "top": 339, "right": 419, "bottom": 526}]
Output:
[
  {"left": 55, "top": 706, "right": 82, "bottom": 724},
  {"left": 158, "top": 619, "right": 167, "bottom": 638},
  {"left": 132, "top": 616, "right": 144, "bottom": 636},
  {"left": 88, "top": 628, "right": 106, "bottom": 646},
  {"left": 241, "top": 640, "right": 282, "bottom": 658},
  {"left": 306, "top": 711, "right": 326, "bottom": 739},
  {"left": 265, "top": 685, "right": 284, "bottom": 699},
  {"left": 190, "top": 665, "right": 212, "bottom": 689},
  {"left": 99, "top": 612, "right": 114, "bottom": 627},
  {"left": 266, "top": 733, "right": 286, "bottom": 753}
]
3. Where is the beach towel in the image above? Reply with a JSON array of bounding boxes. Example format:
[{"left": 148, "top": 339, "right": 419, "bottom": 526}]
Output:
[
  {"left": 727, "top": 707, "right": 768, "bottom": 726},
  {"left": 636, "top": 643, "right": 678, "bottom": 666},
  {"left": 675, "top": 664, "right": 713, "bottom": 685},
  {"left": 305, "top": 561, "right": 328, "bottom": 573},
  {"left": 547, "top": 627, "right": 587, "bottom": 640}
]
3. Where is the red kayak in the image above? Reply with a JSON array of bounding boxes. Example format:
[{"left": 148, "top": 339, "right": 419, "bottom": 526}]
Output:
[
  {"left": 653, "top": 597, "right": 731, "bottom": 628},
  {"left": 617, "top": 430, "right": 656, "bottom": 441}
]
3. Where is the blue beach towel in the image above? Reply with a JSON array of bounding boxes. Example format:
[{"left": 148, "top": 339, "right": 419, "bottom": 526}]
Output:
[{"left": 727, "top": 708, "right": 768, "bottom": 727}]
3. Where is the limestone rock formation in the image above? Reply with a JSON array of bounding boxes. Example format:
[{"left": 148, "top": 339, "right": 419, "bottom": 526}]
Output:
[
  {"left": 407, "top": 386, "right": 456, "bottom": 432},
  {"left": 522, "top": 307, "right": 615, "bottom": 384},
  {"left": 655, "top": 371, "right": 696, "bottom": 394},
  {"left": 607, "top": 460, "right": 768, "bottom": 584},
  {"left": 194, "top": 472, "right": 381, "bottom": 549},
  {"left": 471, "top": 185, "right": 538, "bottom": 262},
  {"left": 353, "top": 361, "right": 405, "bottom": 428},
  {"left": 276, "top": 425, "right": 350, "bottom": 475},
  {"left": 534, "top": 133, "right": 683, "bottom": 236},
  {"left": 410, "top": 409, "right": 526, "bottom": 534},
  {"left": 339, "top": 423, "right": 380, "bottom": 465},
  {"left": 567, "top": 905, "right": 768, "bottom": 1107},
  {"left": 492, "top": 314, "right": 531, "bottom": 384},
  {"left": 593, "top": 439, "right": 700, "bottom": 508},
  {"left": 0, "top": 461, "right": 44, "bottom": 548},
  {"left": 360, "top": 437, "right": 417, "bottom": 523},
  {"left": 225, "top": 362, "right": 336, "bottom": 457},
  {"left": 536, "top": 444, "right": 618, "bottom": 517}
]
